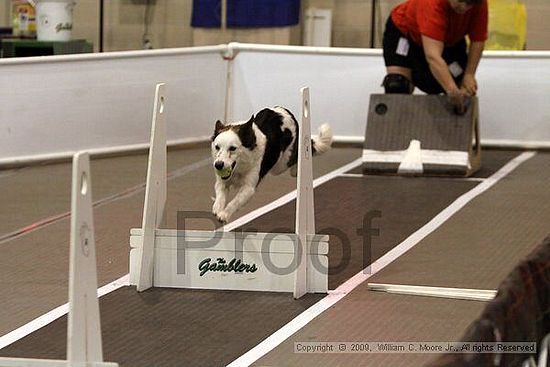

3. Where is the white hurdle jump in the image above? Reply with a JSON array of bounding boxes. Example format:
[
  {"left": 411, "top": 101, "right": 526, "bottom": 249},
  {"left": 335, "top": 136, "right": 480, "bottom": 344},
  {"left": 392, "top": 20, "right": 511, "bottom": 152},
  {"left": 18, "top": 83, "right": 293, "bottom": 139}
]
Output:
[
  {"left": 130, "top": 85, "right": 328, "bottom": 299},
  {"left": 0, "top": 152, "right": 118, "bottom": 367}
]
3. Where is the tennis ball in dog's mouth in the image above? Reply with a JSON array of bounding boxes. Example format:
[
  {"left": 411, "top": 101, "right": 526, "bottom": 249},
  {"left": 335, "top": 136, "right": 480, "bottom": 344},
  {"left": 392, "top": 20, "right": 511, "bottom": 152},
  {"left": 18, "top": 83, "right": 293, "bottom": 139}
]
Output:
[{"left": 216, "top": 167, "right": 232, "bottom": 179}]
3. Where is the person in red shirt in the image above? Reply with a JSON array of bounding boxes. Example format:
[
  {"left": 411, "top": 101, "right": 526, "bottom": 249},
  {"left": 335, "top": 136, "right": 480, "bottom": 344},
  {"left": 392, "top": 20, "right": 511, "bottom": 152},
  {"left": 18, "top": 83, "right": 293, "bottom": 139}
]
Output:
[{"left": 382, "top": 0, "right": 488, "bottom": 113}]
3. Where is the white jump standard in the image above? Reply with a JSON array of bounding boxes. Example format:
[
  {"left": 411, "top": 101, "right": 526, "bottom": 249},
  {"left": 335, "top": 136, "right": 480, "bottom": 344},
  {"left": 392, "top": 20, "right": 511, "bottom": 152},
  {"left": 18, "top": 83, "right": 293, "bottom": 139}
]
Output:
[
  {"left": 130, "top": 85, "right": 329, "bottom": 299},
  {"left": 0, "top": 153, "right": 118, "bottom": 367}
]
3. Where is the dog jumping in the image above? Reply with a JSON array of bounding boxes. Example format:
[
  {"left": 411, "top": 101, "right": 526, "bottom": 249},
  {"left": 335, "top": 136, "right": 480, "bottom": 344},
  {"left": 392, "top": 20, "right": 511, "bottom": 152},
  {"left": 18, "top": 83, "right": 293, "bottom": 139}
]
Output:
[{"left": 211, "top": 106, "right": 333, "bottom": 223}]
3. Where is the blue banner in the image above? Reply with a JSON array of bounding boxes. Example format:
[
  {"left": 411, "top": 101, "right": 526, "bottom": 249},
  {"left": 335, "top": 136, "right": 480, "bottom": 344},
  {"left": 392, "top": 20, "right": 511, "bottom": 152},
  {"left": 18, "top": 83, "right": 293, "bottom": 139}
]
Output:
[{"left": 191, "top": 0, "right": 300, "bottom": 28}]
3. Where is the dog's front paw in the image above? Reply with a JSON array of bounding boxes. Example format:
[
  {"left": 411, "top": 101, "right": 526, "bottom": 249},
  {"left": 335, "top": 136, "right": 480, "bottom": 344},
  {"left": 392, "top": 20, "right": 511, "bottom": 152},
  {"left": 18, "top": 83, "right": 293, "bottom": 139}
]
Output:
[
  {"left": 216, "top": 210, "right": 230, "bottom": 224},
  {"left": 212, "top": 200, "right": 224, "bottom": 217}
]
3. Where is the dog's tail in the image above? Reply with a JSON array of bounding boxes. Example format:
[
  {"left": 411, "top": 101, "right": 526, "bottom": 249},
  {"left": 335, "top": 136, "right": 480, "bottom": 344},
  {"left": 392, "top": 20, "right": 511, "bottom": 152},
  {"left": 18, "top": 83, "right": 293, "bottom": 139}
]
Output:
[{"left": 312, "top": 124, "right": 333, "bottom": 155}]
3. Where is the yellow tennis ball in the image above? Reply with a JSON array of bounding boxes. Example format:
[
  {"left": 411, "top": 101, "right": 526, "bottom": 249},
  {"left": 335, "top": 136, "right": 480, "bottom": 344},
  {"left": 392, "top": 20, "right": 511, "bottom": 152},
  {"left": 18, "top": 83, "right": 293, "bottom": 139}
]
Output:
[{"left": 216, "top": 167, "right": 232, "bottom": 178}]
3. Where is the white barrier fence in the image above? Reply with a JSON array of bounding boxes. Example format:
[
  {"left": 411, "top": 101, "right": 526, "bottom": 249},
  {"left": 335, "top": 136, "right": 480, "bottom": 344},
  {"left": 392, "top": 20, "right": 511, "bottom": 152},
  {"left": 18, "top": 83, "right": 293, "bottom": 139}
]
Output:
[
  {"left": 227, "top": 44, "right": 550, "bottom": 147},
  {"left": 1, "top": 44, "right": 549, "bottom": 166},
  {"left": 0, "top": 47, "right": 227, "bottom": 166}
]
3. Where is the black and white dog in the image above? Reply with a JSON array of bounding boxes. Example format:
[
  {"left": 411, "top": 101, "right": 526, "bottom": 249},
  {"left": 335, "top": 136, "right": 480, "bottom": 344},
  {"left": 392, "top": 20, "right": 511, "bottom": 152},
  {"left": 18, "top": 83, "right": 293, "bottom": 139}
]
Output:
[{"left": 211, "top": 106, "right": 332, "bottom": 223}]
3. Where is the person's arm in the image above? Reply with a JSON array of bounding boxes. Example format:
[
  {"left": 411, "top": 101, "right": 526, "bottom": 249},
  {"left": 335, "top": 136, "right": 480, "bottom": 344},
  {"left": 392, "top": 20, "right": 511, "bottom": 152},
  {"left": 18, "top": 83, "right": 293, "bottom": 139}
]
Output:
[
  {"left": 461, "top": 41, "right": 484, "bottom": 95},
  {"left": 421, "top": 34, "right": 466, "bottom": 112},
  {"left": 421, "top": 34, "right": 461, "bottom": 95}
]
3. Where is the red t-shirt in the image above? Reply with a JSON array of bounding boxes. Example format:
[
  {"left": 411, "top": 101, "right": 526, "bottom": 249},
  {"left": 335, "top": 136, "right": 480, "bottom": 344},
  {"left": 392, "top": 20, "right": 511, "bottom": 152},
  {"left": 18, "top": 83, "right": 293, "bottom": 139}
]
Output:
[{"left": 391, "top": 0, "right": 488, "bottom": 46}]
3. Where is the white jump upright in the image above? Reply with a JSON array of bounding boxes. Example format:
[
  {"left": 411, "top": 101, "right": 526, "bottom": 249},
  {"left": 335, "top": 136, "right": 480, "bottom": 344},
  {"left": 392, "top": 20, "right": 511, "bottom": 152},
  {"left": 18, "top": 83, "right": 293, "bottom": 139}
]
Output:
[
  {"left": 67, "top": 152, "right": 104, "bottom": 364},
  {"left": 294, "top": 87, "right": 316, "bottom": 299},
  {"left": 129, "top": 85, "right": 328, "bottom": 298},
  {"left": 136, "top": 83, "right": 167, "bottom": 292},
  {"left": 0, "top": 152, "right": 118, "bottom": 367}
]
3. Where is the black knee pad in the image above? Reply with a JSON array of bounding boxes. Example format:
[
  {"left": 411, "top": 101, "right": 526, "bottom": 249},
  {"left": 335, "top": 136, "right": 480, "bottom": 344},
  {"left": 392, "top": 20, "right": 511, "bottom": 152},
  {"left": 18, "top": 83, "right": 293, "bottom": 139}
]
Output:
[{"left": 382, "top": 73, "right": 413, "bottom": 94}]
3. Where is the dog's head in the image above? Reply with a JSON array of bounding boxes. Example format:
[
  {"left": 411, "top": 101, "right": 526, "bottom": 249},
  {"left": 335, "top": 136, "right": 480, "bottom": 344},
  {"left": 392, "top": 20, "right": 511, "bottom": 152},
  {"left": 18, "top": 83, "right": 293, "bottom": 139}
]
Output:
[{"left": 211, "top": 116, "right": 256, "bottom": 180}]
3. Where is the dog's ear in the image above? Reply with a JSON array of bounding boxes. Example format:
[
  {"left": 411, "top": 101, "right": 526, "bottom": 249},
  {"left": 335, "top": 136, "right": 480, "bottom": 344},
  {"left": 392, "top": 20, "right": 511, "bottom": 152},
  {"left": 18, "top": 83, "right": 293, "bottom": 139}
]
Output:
[
  {"left": 246, "top": 115, "right": 254, "bottom": 128},
  {"left": 212, "top": 120, "right": 224, "bottom": 141},
  {"left": 215, "top": 120, "right": 225, "bottom": 133},
  {"left": 238, "top": 115, "right": 256, "bottom": 149}
]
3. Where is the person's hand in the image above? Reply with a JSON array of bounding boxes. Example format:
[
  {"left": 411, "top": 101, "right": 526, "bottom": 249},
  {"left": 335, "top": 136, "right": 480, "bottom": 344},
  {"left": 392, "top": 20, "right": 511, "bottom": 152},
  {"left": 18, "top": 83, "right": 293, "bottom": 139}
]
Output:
[
  {"left": 447, "top": 88, "right": 468, "bottom": 115},
  {"left": 461, "top": 73, "right": 477, "bottom": 96}
]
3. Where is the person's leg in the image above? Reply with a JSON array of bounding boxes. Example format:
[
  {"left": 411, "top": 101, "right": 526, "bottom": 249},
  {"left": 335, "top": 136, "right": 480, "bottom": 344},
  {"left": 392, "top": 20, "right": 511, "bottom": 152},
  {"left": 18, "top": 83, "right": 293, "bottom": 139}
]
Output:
[
  {"left": 382, "top": 67, "right": 413, "bottom": 94},
  {"left": 382, "top": 16, "right": 414, "bottom": 94}
]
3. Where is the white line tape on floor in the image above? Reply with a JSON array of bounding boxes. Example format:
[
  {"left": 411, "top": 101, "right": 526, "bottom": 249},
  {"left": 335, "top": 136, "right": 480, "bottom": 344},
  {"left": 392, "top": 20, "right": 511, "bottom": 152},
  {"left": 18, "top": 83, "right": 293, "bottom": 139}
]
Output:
[
  {"left": 0, "top": 158, "right": 212, "bottom": 245},
  {"left": 0, "top": 157, "right": 362, "bottom": 350},
  {"left": 0, "top": 275, "right": 129, "bottom": 350},
  {"left": 224, "top": 158, "right": 362, "bottom": 232},
  {"left": 227, "top": 151, "right": 536, "bottom": 367}
]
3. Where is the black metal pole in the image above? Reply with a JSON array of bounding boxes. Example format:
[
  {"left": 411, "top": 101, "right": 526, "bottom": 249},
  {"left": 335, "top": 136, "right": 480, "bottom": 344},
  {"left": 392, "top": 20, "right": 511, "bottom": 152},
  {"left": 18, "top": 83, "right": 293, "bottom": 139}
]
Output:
[
  {"left": 99, "top": 0, "right": 104, "bottom": 52},
  {"left": 370, "top": 0, "right": 376, "bottom": 48}
]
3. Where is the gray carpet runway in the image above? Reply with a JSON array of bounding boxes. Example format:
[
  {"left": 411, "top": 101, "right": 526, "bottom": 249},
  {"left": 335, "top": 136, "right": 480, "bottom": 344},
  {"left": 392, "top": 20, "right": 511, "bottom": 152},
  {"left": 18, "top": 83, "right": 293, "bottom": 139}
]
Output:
[{"left": 1, "top": 148, "right": 544, "bottom": 367}]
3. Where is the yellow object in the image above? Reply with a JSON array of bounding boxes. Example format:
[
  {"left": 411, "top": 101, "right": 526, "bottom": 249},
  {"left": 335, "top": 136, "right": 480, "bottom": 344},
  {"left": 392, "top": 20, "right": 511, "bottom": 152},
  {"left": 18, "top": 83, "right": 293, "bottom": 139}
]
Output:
[
  {"left": 11, "top": 0, "right": 36, "bottom": 37},
  {"left": 486, "top": 0, "right": 527, "bottom": 50},
  {"left": 216, "top": 167, "right": 233, "bottom": 178}
]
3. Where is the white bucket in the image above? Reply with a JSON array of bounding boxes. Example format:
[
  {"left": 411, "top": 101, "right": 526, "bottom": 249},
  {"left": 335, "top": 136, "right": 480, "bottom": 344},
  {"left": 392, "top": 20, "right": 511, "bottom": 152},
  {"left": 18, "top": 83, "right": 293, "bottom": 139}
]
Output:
[{"left": 35, "top": 0, "right": 76, "bottom": 41}]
